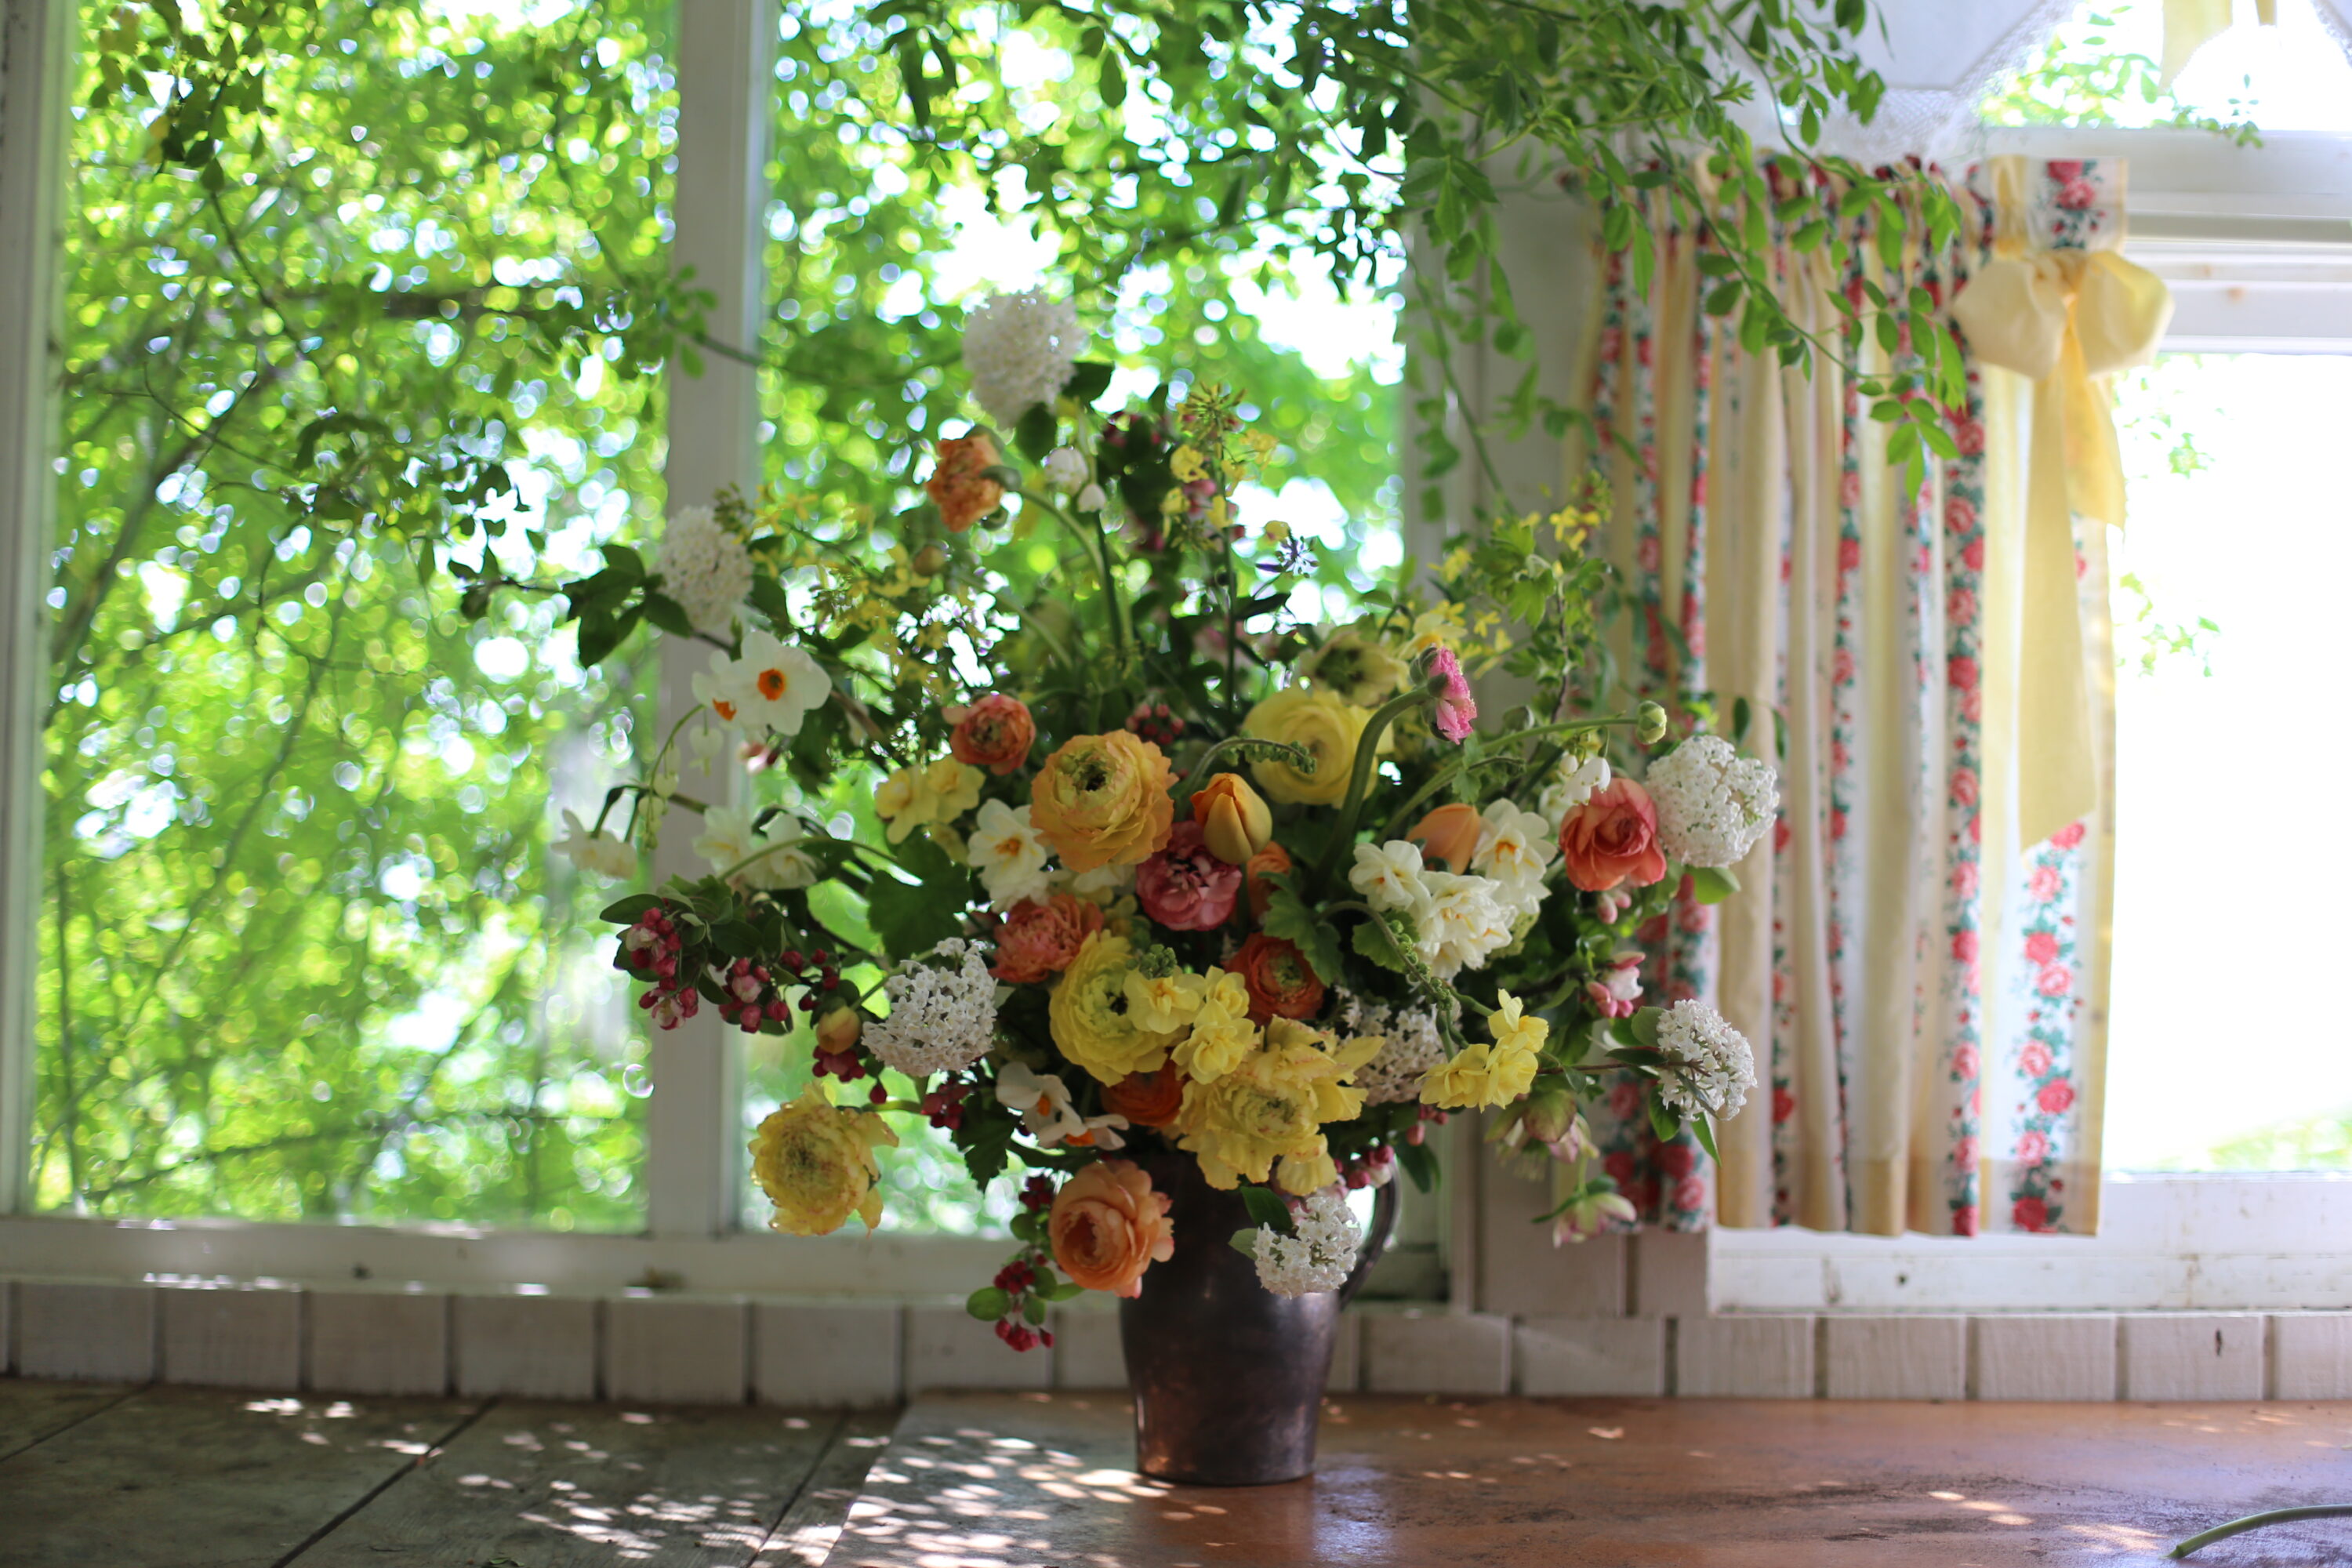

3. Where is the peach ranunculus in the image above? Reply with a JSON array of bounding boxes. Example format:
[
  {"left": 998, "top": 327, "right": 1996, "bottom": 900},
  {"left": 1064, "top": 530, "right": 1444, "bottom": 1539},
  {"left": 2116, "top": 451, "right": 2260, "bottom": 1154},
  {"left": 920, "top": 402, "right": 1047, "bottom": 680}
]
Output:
[
  {"left": 1191, "top": 772, "right": 1273, "bottom": 865},
  {"left": 1232, "top": 931, "right": 1327, "bottom": 1023},
  {"left": 1048, "top": 1158, "right": 1174, "bottom": 1298},
  {"left": 949, "top": 692, "right": 1036, "bottom": 775},
  {"left": 925, "top": 431, "right": 1005, "bottom": 532},
  {"left": 1558, "top": 777, "right": 1668, "bottom": 893},
  {"left": 1101, "top": 1066, "right": 1185, "bottom": 1129},
  {"left": 1407, "top": 801, "right": 1483, "bottom": 872},
  {"left": 991, "top": 892, "right": 1106, "bottom": 984},
  {"left": 1245, "top": 840, "right": 1291, "bottom": 920},
  {"left": 1029, "top": 730, "right": 1176, "bottom": 873}
]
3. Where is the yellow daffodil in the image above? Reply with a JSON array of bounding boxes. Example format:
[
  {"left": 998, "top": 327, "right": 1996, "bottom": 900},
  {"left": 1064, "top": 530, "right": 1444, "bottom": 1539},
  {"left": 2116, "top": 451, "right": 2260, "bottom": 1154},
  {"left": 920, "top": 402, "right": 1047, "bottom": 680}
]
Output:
[{"left": 1174, "top": 1017, "right": 1377, "bottom": 1192}]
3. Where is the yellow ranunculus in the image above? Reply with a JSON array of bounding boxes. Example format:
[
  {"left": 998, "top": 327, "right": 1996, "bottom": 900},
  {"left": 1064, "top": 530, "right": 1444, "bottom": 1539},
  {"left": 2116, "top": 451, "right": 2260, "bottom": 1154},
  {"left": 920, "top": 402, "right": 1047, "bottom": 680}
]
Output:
[
  {"left": 1174, "top": 1017, "right": 1374, "bottom": 1190},
  {"left": 750, "top": 1084, "right": 899, "bottom": 1236},
  {"left": 1030, "top": 731, "right": 1177, "bottom": 872},
  {"left": 1276, "top": 1147, "right": 1341, "bottom": 1196},
  {"left": 1050, "top": 931, "right": 1182, "bottom": 1083},
  {"left": 1243, "top": 688, "right": 1381, "bottom": 807}
]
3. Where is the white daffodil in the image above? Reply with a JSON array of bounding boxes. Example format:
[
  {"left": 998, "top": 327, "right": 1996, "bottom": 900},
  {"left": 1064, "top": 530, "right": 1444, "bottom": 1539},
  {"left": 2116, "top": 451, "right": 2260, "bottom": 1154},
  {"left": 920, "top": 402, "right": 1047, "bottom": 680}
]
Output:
[
  {"left": 729, "top": 630, "right": 832, "bottom": 738},
  {"left": 1348, "top": 838, "right": 1429, "bottom": 915},
  {"left": 966, "top": 798, "right": 1054, "bottom": 910},
  {"left": 1539, "top": 755, "right": 1612, "bottom": 826},
  {"left": 554, "top": 809, "right": 637, "bottom": 880},
  {"left": 994, "top": 1061, "right": 1128, "bottom": 1150}
]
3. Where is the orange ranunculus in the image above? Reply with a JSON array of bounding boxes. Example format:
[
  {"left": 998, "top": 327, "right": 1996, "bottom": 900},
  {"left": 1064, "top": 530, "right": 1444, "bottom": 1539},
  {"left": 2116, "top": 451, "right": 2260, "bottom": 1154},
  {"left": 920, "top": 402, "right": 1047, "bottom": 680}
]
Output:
[
  {"left": 1102, "top": 1067, "right": 1185, "bottom": 1129},
  {"left": 1190, "top": 772, "right": 1272, "bottom": 865},
  {"left": 1246, "top": 840, "right": 1292, "bottom": 920},
  {"left": 1029, "top": 731, "right": 1176, "bottom": 873},
  {"left": 1048, "top": 1158, "right": 1174, "bottom": 1298},
  {"left": 1407, "top": 801, "right": 1483, "bottom": 873},
  {"left": 1232, "top": 931, "right": 1327, "bottom": 1023},
  {"left": 949, "top": 692, "right": 1036, "bottom": 775},
  {"left": 991, "top": 893, "right": 1106, "bottom": 984},
  {"left": 1558, "top": 777, "right": 1668, "bottom": 892},
  {"left": 925, "top": 431, "right": 1004, "bottom": 532}
]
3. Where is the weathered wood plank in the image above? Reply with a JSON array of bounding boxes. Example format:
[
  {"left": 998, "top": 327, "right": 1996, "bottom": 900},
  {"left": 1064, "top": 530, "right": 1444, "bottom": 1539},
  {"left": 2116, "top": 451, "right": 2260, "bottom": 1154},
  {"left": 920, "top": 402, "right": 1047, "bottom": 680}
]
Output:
[
  {"left": 0, "top": 1384, "right": 479, "bottom": 1567},
  {"left": 753, "top": 1406, "right": 897, "bottom": 1566},
  {"left": 294, "top": 1401, "right": 840, "bottom": 1567},
  {"left": 0, "top": 1377, "right": 139, "bottom": 1463}
]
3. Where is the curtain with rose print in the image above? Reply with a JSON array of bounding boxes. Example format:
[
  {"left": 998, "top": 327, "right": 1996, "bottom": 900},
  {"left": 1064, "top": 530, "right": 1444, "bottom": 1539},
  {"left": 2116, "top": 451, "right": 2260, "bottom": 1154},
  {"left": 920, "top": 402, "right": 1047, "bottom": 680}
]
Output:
[{"left": 1577, "top": 155, "right": 2145, "bottom": 1237}]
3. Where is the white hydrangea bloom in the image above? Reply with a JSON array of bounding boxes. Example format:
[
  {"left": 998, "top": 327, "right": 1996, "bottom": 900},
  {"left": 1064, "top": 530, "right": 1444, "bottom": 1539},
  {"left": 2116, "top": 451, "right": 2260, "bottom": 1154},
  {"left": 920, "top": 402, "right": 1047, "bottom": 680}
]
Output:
[
  {"left": 1653, "top": 999, "right": 1756, "bottom": 1120},
  {"left": 1254, "top": 1185, "right": 1361, "bottom": 1298},
  {"left": 1348, "top": 839, "right": 1429, "bottom": 914},
  {"left": 962, "top": 289, "right": 1082, "bottom": 428},
  {"left": 866, "top": 939, "right": 1000, "bottom": 1078},
  {"left": 655, "top": 506, "right": 753, "bottom": 637},
  {"left": 1471, "top": 800, "right": 1557, "bottom": 921},
  {"left": 1335, "top": 991, "right": 1448, "bottom": 1106},
  {"left": 1538, "top": 755, "right": 1611, "bottom": 826},
  {"left": 1413, "top": 869, "right": 1515, "bottom": 979},
  {"left": 966, "top": 799, "right": 1054, "bottom": 910},
  {"left": 1645, "top": 735, "right": 1778, "bottom": 869}
]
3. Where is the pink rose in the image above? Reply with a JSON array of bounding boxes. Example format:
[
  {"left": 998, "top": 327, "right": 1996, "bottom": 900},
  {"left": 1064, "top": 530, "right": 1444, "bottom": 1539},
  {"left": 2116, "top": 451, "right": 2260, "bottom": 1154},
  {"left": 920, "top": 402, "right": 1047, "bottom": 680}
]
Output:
[
  {"left": 1773, "top": 1087, "right": 1795, "bottom": 1123},
  {"left": 1637, "top": 534, "right": 1662, "bottom": 572},
  {"left": 1840, "top": 470, "right": 1863, "bottom": 508},
  {"left": 2028, "top": 866, "right": 2063, "bottom": 903},
  {"left": 2018, "top": 1041, "right": 2053, "bottom": 1078},
  {"left": 2049, "top": 822, "right": 2086, "bottom": 851},
  {"left": 1952, "top": 1045, "right": 1980, "bottom": 1080},
  {"left": 1134, "top": 821, "right": 1243, "bottom": 932},
  {"left": 1944, "top": 495, "right": 1977, "bottom": 535},
  {"left": 1962, "top": 538, "right": 1986, "bottom": 572},
  {"left": 1951, "top": 862, "right": 1979, "bottom": 899},
  {"left": 1951, "top": 930, "right": 1978, "bottom": 964},
  {"left": 1952, "top": 417, "right": 1986, "bottom": 458},
  {"left": 2012, "top": 1195, "right": 2051, "bottom": 1232},
  {"left": 1948, "top": 586, "right": 1978, "bottom": 626},
  {"left": 2058, "top": 177, "right": 2097, "bottom": 211},
  {"left": 1955, "top": 1204, "right": 1980, "bottom": 1237},
  {"left": 1672, "top": 1175, "right": 1707, "bottom": 1213},
  {"left": 1948, "top": 654, "right": 1980, "bottom": 693},
  {"left": 1949, "top": 768, "right": 1979, "bottom": 808},
  {"left": 2024, "top": 931, "right": 2060, "bottom": 966},
  {"left": 2036, "top": 965, "right": 2073, "bottom": 999},
  {"left": 2016, "top": 1130, "right": 2050, "bottom": 1163},
  {"left": 2036, "top": 1079, "right": 2076, "bottom": 1115},
  {"left": 2047, "top": 159, "right": 2084, "bottom": 182}
]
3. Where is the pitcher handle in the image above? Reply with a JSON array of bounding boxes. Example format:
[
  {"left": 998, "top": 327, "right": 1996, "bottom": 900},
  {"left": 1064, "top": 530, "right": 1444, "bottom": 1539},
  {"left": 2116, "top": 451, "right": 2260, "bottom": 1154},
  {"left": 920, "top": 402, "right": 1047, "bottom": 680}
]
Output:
[{"left": 1338, "top": 1178, "right": 1401, "bottom": 1306}]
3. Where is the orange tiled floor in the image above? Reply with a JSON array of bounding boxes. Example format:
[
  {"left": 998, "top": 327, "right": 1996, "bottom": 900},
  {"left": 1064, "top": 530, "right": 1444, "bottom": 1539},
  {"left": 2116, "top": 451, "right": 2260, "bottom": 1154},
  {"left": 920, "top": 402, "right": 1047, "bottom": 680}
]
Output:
[{"left": 829, "top": 1392, "right": 2352, "bottom": 1566}]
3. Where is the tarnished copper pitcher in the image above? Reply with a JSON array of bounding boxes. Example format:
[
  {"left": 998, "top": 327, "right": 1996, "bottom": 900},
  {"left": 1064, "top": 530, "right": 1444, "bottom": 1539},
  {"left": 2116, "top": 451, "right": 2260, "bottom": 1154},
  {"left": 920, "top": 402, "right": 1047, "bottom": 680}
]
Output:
[{"left": 1119, "top": 1147, "right": 1398, "bottom": 1486}]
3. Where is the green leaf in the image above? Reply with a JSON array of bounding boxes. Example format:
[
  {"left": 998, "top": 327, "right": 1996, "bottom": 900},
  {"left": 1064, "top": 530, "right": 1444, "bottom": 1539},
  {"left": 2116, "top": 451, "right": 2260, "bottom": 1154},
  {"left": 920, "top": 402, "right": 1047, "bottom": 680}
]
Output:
[
  {"left": 966, "top": 1287, "right": 1010, "bottom": 1322},
  {"left": 1352, "top": 916, "right": 1407, "bottom": 973},
  {"left": 1687, "top": 866, "right": 1740, "bottom": 905},
  {"left": 599, "top": 894, "right": 662, "bottom": 925},
  {"left": 1691, "top": 1115, "right": 1720, "bottom": 1162},
  {"left": 1041, "top": 1276, "right": 1085, "bottom": 1302},
  {"left": 1097, "top": 46, "right": 1126, "bottom": 108},
  {"left": 1261, "top": 880, "right": 1344, "bottom": 985},
  {"left": 1230, "top": 1229, "right": 1262, "bottom": 1258},
  {"left": 1646, "top": 1091, "right": 1679, "bottom": 1145},
  {"left": 1022, "top": 1294, "right": 1048, "bottom": 1326},
  {"left": 640, "top": 591, "right": 695, "bottom": 640},
  {"left": 1628, "top": 1007, "right": 1662, "bottom": 1050},
  {"left": 1014, "top": 401, "right": 1058, "bottom": 463},
  {"left": 1240, "top": 1184, "right": 1294, "bottom": 1234},
  {"left": 1396, "top": 1138, "right": 1439, "bottom": 1194},
  {"left": 1065, "top": 360, "right": 1115, "bottom": 404}
]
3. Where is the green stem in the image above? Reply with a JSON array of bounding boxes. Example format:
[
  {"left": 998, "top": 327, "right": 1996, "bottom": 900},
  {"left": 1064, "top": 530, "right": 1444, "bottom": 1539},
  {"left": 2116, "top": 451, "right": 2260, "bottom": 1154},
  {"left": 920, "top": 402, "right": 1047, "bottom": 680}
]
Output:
[
  {"left": 1174, "top": 734, "right": 1316, "bottom": 804},
  {"left": 2170, "top": 1505, "right": 2352, "bottom": 1559},
  {"left": 1308, "top": 681, "right": 1445, "bottom": 895},
  {"left": 1021, "top": 487, "right": 1129, "bottom": 666}
]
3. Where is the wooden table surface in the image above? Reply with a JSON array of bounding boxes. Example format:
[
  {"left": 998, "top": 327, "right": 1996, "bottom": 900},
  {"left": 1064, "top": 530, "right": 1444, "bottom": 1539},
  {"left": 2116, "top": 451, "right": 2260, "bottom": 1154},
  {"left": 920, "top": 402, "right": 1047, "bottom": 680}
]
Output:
[
  {"left": 833, "top": 1391, "right": 2352, "bottom": 1567},
  {"left": 8, "top": 1377, "right": 2352, "bottom": 1566}
]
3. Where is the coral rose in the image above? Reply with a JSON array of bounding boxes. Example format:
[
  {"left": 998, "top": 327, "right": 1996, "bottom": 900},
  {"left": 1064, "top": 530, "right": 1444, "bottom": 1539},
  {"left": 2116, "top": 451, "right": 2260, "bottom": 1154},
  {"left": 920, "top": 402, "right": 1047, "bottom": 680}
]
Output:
[
  {"left": 991, "top": 893, "right": 1105, "bottom": 984},
  {"left": 1558, "top": 778, "right": 1668, "bottom": 892},
  {"left": 1232, "top": 931, "right": 1327, "bottom": 1023},
  {"left": 949, "top": 692, "right": 1036, "bottom": 775},
  {"left": 1242, "top": 688, "right": 1379, "bottom": 806},
  {"left": 1102, "top": 1066, "right": 1185, "bottom": 1129},
  {"left": 1135, "top": 820, "right": 1243, "bottom": 931},
  {"left": 1407, "top": 801, "right": 1483, "bottom": 872},
  {"left": 1030, "top": 730, "right": 1176, "bottom": 872},
  {"left": 924, "top": 431, "right": 1004, "bottom": 532},
  {"left": 749, "top": 1084, "right": 899, "bottom": 1236},
  {"left": 1191, "top": 772, "right": 1272, "bottom": 865},
  {"left": 1049, "top": 1159, "right": 1174, "bottom": 1298},
  {"left": 1245, "top": 840, "right": 1291, "bottom": 920}
]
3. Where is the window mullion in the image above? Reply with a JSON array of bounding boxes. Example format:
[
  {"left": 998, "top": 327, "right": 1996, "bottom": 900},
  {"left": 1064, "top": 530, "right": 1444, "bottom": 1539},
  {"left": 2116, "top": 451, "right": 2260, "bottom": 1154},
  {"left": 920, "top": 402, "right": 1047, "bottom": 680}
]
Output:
[
  {"left": 648, "top": 0, "right": 775, "bottom": 1242},
  {"left": 0, "top": 0, "right": 73, "bottom": 1217}
]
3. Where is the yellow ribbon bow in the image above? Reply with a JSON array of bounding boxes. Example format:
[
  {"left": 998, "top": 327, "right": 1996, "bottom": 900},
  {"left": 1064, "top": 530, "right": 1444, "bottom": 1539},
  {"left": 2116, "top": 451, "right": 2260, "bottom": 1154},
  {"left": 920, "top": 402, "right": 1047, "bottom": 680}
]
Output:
[{"left": 1947, "top": 158, "right": 2172, "bottom": 851}]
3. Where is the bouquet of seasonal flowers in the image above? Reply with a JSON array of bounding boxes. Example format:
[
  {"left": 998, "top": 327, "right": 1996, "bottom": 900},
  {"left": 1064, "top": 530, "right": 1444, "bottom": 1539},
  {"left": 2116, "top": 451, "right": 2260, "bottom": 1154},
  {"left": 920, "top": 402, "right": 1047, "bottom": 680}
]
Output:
[{"left": 542, "top": 289, "right": 1773, "bottom": 1350}]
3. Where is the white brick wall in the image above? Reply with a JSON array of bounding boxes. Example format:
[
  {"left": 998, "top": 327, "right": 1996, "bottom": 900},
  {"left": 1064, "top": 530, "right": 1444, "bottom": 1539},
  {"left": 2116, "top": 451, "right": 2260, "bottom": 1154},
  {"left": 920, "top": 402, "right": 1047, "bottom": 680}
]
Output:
[
  {"left": 1972, "top": 1314, "right": 2117, "bottom": 1401},
  {"left": 16, "top": 1282, "right": 155, "bottom": 1381},
  {"left": 452, "top": 1291, "right": 599, "bottom": 1400},
  {"left": 604, "top": 1294, "right": 748, "bottom": 1405},
  {"left": 1515, "top": 1316, "right": 1667, "bottom": 1396},
  {"left": 307, "top": 1289, "right": 448, "bottom": 1396},
  {"left": 2121, "top": 1314, "right": 2267, "bottom": 1401},
  {"left": 2271, "top": 1312, "right": 2352, "bottom": 1399},
  {"left": 754, "top": 1301, "right": 902, "bottom": 1407},
  {"left": 902, "top": 1303, "right": 1052, "bottom": 1393},
  {"left": 1363, "top": 1310, "right": 1512, "bottom": 1394},
  {"left": 1678, "top": 1315, "right": 1815, "bottom": 1398},
  {"left": 160, "top": 1283, "right": 302, "bottom": 1390},
  {"left": 1822, "top": 1316, "right": 1966, "bottom": 1400}
]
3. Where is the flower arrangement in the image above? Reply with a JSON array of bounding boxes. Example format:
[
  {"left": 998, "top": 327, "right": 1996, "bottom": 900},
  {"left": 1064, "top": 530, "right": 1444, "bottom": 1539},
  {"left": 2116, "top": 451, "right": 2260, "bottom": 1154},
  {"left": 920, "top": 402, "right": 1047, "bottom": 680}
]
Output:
[{"left": 556, "top": 290, "right": 1772, "bottom": 1345}]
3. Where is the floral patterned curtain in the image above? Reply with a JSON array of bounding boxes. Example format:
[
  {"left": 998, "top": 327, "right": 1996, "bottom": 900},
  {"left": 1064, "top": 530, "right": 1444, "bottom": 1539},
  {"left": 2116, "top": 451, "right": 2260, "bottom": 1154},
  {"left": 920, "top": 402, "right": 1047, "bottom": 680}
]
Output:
[{"left": 1579, "top": 156, "right": 2143, "bottom": 1237}]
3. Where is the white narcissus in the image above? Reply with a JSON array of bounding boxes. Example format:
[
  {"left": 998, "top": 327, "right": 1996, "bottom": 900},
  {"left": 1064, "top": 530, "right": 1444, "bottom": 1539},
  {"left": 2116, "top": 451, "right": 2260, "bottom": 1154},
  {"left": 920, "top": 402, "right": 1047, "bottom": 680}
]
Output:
[
  {"left": 993, "top": 1062, "right": 1127, "bottom": 1150},
  {"left": 554, "top": 809, "right": 637, "bottom": 880},
  {"left": 966, "top": 799, "right": 1054, "bottom": 910},
  {"left": 1347, "top": 838, "right": 1429, "bottom": 914}
]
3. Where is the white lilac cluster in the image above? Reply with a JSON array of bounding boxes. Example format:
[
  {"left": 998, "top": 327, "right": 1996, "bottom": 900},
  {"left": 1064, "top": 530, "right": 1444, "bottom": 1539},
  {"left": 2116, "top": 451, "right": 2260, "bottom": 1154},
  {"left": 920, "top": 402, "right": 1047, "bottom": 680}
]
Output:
[
  {"left": 656, "top": 506, "right": 753, "bottom": 637},
  {"left": 1653, "top": 999, "right": 1757, "bottom": 1120},
  {"left": 1253, "top": 1185, "right": 1361, "bottom": 1298},
  {"left": 1335, "top": 991, "right": 1447, "bottom": 1105},
  {"left": 693, "top": 804, "right": 821, "bottom": 891},
  {"left": 1645, "top": 735, "right": 1778, "bottom": 869},
  {"left": 962, "top": 289, "right": 1082, "bottom": 428},
  {"left": 1468, "top": 800, "right": 1558, "bottom": 925},
  {"left": 1538, "top": 756, "right": 1611, "bottom": 826},
  {"left": 1348, "top": 840, "right": 1515, "bottom": 979},
  {"left": 865, "top": 938, "right": 1002, "bottom": 1078}
]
